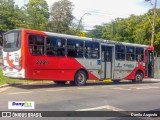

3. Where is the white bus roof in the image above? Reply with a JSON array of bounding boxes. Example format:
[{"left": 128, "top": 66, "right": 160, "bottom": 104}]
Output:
[
  {"left": 7, "top": 29, "right": 151, "bottom": 48},
  {"left": 44, "top": 31, "right": 150, "bottom": 48}
]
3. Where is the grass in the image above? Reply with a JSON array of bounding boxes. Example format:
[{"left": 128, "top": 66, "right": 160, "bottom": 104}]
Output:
[
  {"left": 0, "top": 69, "right": 24, "bottom": 85},
  {"left": 0, "top": 69, "right": 53, "bottom": 85}
]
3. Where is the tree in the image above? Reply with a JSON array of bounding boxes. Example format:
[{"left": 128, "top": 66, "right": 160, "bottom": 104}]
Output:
[
  {"left": 66, "top": 21, "right": 83, "bottom": 35},
  {"left": 145, "top": 0, "right": 157, "bottom": 46},
  {"left": 87, "top": 25, "right": 105, "bottom": 38},
  {"left": 0, "top": 0, "right": 24, "bottom": 31},
  {"left": 87, "top": 8, "right": 160, "bottom": 55},
  {"left": 48, "top": 0, "right": 74, "bottom": 33},
  {"left": 0, "top": 0, "right": 27, "bottom": 45},
  {"left": 26, "top": 0, "right": 49, "bottom": 30}
]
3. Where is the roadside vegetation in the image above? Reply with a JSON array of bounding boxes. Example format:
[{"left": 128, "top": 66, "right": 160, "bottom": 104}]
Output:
[
  {"left": 0, "top": 0, "right": 160, "bottom": 55},
  {"left": 0, "top": 69, "right": 21, "bottom": 85},
  {"left": 0, "top": 69, "right": 53, "bottom": 85}
]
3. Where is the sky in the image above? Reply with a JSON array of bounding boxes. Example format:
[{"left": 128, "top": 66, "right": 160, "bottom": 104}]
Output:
[{"left": 16, "top": 0, "right": 160, "bottom": 30}]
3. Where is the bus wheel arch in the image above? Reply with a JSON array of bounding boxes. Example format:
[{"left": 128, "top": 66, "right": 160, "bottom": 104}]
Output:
[
  {"left": 73, "top": 69, "right": 88, "bottom": 86},
  {"left": 133, "top": 70, "right": 144, "bottom": 83}
]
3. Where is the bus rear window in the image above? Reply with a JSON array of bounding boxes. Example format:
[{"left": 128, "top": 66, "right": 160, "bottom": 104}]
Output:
[{"left": 3, "top": 31, "right": 21, "bottom": 52}]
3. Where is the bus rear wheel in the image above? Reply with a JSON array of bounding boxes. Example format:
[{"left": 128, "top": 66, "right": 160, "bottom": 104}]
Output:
[
  {"left": 73, "top": 70, "right": 87, "bottom": 86},
  {"left": 54, "top": 81, "right": 67, "bottom": 85},
  {"left": 133, "top": 71, "right": 143, "bottom": 83}
]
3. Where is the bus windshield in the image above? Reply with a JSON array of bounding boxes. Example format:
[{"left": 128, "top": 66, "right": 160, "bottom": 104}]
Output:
[{"left": 3, "top": 30, "right": 21, "bottom": 52}]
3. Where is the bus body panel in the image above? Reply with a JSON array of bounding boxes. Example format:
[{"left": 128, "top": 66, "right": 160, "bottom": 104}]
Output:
[
  {"left": 2, "top": 29, "right": 154, "bottom": 82},
  {"left": 113, "top": 46, "right": 153, "bottom": 80},
  {"left": 76, "top": 58, "right": 101, "bottom": 80},
  {"left": 22, "top": 29, "right": 100, "bottom": 81},
  {"left": 114, "top": 60, "right": 136, "bottom": 80},
  {"left": 25, "top": 56, "right": 99, "bottom": 80},
  {"left": 3, "top": 50, "right": 25, "bottom": 78}
]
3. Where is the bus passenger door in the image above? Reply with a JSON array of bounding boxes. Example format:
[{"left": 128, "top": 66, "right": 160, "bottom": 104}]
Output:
[
  {"left": 145, "top": 50, "right": 154, "bottom": 78},
  {"left": 101, "top": 45, "right": 113, "bottom": 79}
]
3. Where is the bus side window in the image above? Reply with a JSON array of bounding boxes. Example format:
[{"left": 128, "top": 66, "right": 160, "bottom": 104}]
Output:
[
  {"left": 32, "top": 46, "right": 41, "bottom": 55},
  {"left": 28, "top": 35, "right": 44, "bottom": 56},
  {"left": 57, "top": 48, "right": 65, "bottom": 56},
  {"left": 136, "top": 47, "right": 144, "bottom": 61},
  {"left": 46, "top": 36, "right": 65, "bottom": 56},
  {"left": 67, "top": 39, "right": 84, "bottom": 58},
  {"left": 115, "top": 45, "right": 125, "bottom": 60},
  {"left": 85, "top": 41, "right": 99, "bottom": 59},
  {"left": 126, "top": 46, "right": 135, "bottom": 61}
]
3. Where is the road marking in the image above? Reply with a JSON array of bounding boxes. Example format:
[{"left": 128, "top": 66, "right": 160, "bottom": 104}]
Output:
[
  {"left": 150, "top": 79, "right": 160, "bottom": 81},
  {"left": 148, "top": 86, "right": 160, "bottom": 89},
  {"left": 105, "top": 105, "right": 125, "bottom": 111},
  {"left": 147, "top": 82, "right": 160, "bottom": 85},
  {"left": 112, "top": 87, "right": 131, "bottom": 91},
  {"left": 8, "top": 91, "right": 32, "bottom": 95},
  {"left": 135, "top": 87, "right": 150, "bottom": 90},
  {"left": 135, "top": 86, "right": 159, "bottom": 90},
  {"left": 45, "top": 89, "right": 65, "bottom": 92},
  {"left": 102, "top": 85, "right": 135, "bottom": 88},
  {"left": 0, "top": 87, "right": 11, "bottom": 93},
  {"left": 77, "top": 87, "right": 93, "bottom": 90},
  {"left": 119, "top": 85, "right": 134, "bottom": 87},
  {"left": 76, "top": 105, "right": 125, "bottom": 111},
  {"left": 102, "top": 86, "right": 115, "bottom": 88},
  {"left": 151, "top": 83, "right": 160, "bottom": 85}
]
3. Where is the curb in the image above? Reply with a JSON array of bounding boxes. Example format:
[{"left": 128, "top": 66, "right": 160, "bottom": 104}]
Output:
[
  {"left": 0, "top": 84, "right": 9, "bottom": 88},
  {"left": 0, "top": 81, "right": 54, "bottom": 88},
  {"left": 150, "top": 79, "right": 160, "bottom": 81}
]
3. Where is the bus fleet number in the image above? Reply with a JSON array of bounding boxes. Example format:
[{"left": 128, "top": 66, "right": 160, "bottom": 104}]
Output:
[{"left": 36, "top": 60, "right": 48, "bottom": 65}]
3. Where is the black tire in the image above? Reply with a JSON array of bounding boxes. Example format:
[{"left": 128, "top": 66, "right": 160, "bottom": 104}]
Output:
[
  {"left": 69, "top": 81, "right": 75, "bottom": 86},
  {"left": 133, "top": 71, "right": 143, "bottom": 83},
  {"left": 54, "top": 81, "right": 67, "bottom": 85},
  {"left": 73, "top": 70, "right": 87, "bottom": 86}
]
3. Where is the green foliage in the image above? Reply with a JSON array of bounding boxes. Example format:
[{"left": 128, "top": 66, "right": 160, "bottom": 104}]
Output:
[
  {"left": 1, "top": 0, "right": 160, "bottom": 54},
  {"left": 48, "top": 0, "right": 74, "bottom": 33},
  {"left": 0, "top": 0, "right": 25, "bottom": 45},
  {"left": 0, "top": 0, "right": 23, "bottom": 31},
  {"left": 87, "top": 8, "right": 160, "bottom": 55},
  {"left": 26, "top": 0, "right": 49, "bottom": 30},
  {"left": 0, "top": 69, "right": 20, "bottom": 85},
  {"left": 87, "top": 25, "right": 105, "bottom": 38},
  {"left": 0, "top": 69, "right": 49, "bottom": 85}
]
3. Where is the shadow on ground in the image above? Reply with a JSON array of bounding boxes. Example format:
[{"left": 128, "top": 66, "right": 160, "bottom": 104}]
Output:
[{"left": 8, "top": 80, "right": 160, "bottom": 90}]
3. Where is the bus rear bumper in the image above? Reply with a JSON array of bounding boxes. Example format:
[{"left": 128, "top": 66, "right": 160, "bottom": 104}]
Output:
[{"left": 3, "top": 72, "right": 25, "bottom": 79}]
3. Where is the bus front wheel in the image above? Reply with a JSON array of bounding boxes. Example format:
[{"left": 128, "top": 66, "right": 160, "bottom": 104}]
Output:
[
  {"left": 73, "top": 70, "right": 87, "bottom": 86},
  {"left": 133, "top": 71, "right": 143, "bottom": 83}
]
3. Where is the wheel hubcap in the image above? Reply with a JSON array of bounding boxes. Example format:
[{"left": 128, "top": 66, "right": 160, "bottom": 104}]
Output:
[
  {"left": 136, "top": 74, "right": 141, "bottom": 81},
  {"left": 78, "top": 73, "right": 85, "bottom": 83}
]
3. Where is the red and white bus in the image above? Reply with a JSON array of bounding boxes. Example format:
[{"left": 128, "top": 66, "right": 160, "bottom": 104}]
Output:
[{"left": 2, "top": 29, "right": 154, "bottom": 86}]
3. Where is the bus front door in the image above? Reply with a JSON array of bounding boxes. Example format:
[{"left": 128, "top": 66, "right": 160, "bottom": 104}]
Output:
[
  {"left": 101, "top": 45, "right": 113, "bottom": 79},
  {"left": 145, "top": 50, "right": 154, "bottom": 78}
]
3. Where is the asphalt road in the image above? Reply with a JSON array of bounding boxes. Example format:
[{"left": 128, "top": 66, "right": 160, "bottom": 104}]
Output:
[{"left": 0, "top": 79, "right": 160, "bottom": 120}]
